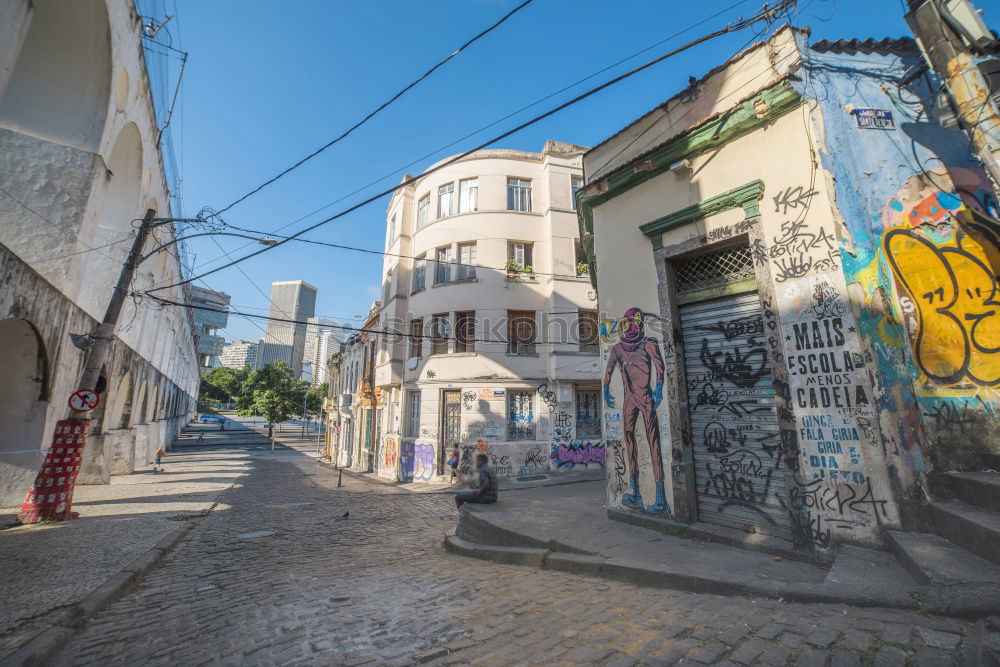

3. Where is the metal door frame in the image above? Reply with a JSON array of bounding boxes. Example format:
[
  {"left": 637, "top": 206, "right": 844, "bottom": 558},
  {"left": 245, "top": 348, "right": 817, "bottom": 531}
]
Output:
[
  {"left": 650, "top": 228, "right": 801, "bottom": 537},
  {"left": 440, "top": 390, "right": 462, "bottom": 475}
]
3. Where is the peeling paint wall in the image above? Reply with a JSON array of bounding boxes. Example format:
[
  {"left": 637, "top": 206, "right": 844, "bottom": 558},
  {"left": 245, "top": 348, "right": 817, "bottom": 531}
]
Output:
[{"left": 802, "top": 40, "right": 1000, "bottom": 507}]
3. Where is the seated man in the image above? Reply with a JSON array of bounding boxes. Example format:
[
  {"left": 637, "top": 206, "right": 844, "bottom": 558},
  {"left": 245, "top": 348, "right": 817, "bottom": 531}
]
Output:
[{"left": 455, "top": 453, "right": 498, "bottom": 508}]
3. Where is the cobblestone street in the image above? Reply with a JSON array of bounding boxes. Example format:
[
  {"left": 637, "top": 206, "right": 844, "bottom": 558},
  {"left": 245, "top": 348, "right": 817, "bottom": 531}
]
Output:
[{"left": 50, "top": 445, "right": 995, "bottom": 666}]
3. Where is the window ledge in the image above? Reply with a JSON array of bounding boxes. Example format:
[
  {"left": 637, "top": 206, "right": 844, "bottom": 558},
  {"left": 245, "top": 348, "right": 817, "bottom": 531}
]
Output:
[
  {"left": 553, "top": 349, "right": 599, "bottom": 356},
  {"left": 431, "top": 278, "right": 478, "bottom": 288},
  {"left": 411, "top": 288, "right": 425, "bottom": 296},
  {"left": 505, "top": 274, "right": 538, "bottom": 282},
  {"left": 505, "top": 352, "right": 540, "bottom": 357}
]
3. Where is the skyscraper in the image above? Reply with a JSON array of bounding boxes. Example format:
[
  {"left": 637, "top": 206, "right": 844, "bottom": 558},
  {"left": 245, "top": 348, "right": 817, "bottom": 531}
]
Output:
[
  {"left": 256, "top": 280, "right": 317, "bottom": 378},
  {"left": 303, "top": 317, "right": 341, "bottom": 385}
]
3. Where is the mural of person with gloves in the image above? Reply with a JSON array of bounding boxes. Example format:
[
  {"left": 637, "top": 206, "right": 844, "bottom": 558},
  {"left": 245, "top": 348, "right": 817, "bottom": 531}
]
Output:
[{"left": 602, "top": 307, "right": 671, "bottom": 515}]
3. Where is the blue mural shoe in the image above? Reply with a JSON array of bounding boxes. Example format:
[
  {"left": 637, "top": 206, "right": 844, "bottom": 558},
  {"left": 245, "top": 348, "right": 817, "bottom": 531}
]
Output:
[
  {"left": 621, "top": 475, "right": 643, "bottom": 509},
  {"left": 646, "top": 481, "right": 672, "bottom": 515}
]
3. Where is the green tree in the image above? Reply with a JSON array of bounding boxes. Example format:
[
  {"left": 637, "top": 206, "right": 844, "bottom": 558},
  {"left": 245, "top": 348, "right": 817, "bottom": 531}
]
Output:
[
  {"left": 304, "top": 382, "right": 328, "bottom": 419},
  {"left": 200, "top": 366, "right": 248, "bottom": 403},
  {"left": 236, "top": 362, "right": 299, "bottom": 441}
]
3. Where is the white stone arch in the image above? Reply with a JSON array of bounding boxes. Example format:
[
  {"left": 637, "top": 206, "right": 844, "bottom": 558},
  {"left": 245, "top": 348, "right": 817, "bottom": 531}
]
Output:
[
  {"left": 0, "top": 0, "right": 111, "bottom": 151},
  {"left": 0, "top": 317, "right": 49, "bottom": 505},
  {"left": 136, "top": 380, "right": 148, "bottom": 424},
  {"left": 77, "top": 121, "right": 143, "bottom": 314},
  {"left": 109, "top": 370, "right": 134, "bottom": 430}
]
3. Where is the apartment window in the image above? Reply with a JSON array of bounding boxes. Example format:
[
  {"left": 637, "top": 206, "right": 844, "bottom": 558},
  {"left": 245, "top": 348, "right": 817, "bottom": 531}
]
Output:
[
  {"left": 507, "top": 391, "right": 536, "bottom": 441},
  {"left": 417, "top": 194, "right": 430, "bottom": 229},
  {"left": 571, "top": 176, "right": 583, "bottom": 210},
  {"left": 507, "top": 177, "right": 532, "bottom": 212},
  {"left": 431, "top": 313, "right": 449, "bottom": 355},
  {"left": 434, "top": 245, "right": 451, "bottom": 284},
  {"left": 579, "top": 310, "right": 599, "bottom": 353},
  {"left": 382, "top": 269, "right": 392, "bottom": 304},
  {"left": 574, "top": 238, "right": 588, "bottom": 275},
  {"left": 576, "top": 390, "right": 602, "bottom": 438},
  {"left": 387, "top": 214, "right": 396, "bottom": 246},
  {"left": 457, "top": 242, "right": 477, "bottom": 280},
  {"left": 407, "top": 391, "right": 421, "bottom": 437},
  {"left": 438, "top": 182, "right": 455, "bottom": 218},
  {"left": 412, "top": 253, "right": 426, "bottom": 293},
  {"left": 507, "top": 310, "right": 536, "bottom": 355},
  {"left": 409, "top": 318, "right": 423, "bottom": 358},
  {"left": 455, "top": 311, "right": 475, "bottom": 353},
  {"left": 507, "top": 242, "right": 533, "bottom": 271},
  {"left": 458, "top": 178, "right": 478, "bottom": 213}
]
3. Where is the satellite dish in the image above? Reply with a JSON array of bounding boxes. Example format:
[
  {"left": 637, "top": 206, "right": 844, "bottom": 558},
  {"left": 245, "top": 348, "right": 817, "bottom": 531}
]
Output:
[{"left": 406, "top": 357, "right": 418, "bottom": 370}]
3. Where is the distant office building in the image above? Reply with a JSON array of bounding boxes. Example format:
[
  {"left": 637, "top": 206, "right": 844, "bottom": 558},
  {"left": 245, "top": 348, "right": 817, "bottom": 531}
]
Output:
[
  {"left": 255, "top": 280, "right": 317, "bottom": 377},
  {"left": 220, "top": 340, "right": 258, "bottom": 370},
  {"left": 190, "top": 286, "right": 231, "bottom": 373},
  {"left": 303, "top": 317, "right": 341, "bottom": 386}
]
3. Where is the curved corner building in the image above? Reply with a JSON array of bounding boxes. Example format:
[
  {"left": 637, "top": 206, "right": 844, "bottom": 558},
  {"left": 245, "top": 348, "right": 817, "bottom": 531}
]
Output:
[{"left": 351, "top": 140, "right": 605, "bottom": 481}]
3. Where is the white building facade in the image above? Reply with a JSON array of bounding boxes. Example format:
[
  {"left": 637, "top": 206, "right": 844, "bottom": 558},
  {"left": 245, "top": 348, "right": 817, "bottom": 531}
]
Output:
[
  {"left": 220, "top": 340, "right": 258, "bottom": 370},
  {"left": 303, "top": 317, "right": 340, "bottom": 386},
  {"left": 0, "top": 0, "right": 200, "bottom": 504},
  {"left": 372, "top": 141, "right": 604, "bottom": 482}
]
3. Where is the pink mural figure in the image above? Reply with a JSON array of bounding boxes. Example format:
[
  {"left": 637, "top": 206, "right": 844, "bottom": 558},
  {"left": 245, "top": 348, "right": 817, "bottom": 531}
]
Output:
[{"left": 603, "top": 308, "right": 670, "bottom": 514}]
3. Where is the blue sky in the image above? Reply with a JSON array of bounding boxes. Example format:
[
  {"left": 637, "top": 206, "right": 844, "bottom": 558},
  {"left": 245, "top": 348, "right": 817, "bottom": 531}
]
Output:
[{"left": 158, "top": 0, "right": 912, "bottom": 342}]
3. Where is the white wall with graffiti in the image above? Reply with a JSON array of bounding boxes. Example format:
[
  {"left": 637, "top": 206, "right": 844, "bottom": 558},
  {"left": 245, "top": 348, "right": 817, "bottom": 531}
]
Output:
[{"left": 577, "top": 27, "right": 963, "bottom": 556}]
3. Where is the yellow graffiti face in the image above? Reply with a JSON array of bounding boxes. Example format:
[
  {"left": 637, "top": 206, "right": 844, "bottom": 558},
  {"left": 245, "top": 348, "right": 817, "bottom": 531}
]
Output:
[{"left": 884, "top": 229, "right": 999, "bottom": 387}]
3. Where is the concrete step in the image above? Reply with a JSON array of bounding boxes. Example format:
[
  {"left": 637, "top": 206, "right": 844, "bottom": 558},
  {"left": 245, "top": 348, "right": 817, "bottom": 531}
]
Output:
[
  {"left": 939, "top": 471, "right": 1000, "bottom": 512},
  {"left": 887, "top": 530, "right": 1000, "bottom": 585},
  {"left": 929, "top": 500, "right": 1000, "bottom": 565}
]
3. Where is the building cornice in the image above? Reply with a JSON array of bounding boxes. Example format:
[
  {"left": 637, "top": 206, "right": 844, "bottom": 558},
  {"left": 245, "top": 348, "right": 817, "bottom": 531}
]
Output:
[
  {"left": 575, "top": 77, "right": 802, "bottom": 289},
  {"left": 639, "top": 180, "right": 764, "bottom": 250}
]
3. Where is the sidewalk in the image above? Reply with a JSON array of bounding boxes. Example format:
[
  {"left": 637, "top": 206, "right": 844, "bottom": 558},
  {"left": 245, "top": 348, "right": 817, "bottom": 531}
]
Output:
[
  {"left": 446, "top": 481, "right": 1000, "bottom": 619},
  {"left": 0, "top": 422, "right": 251, "bottom": 663}
]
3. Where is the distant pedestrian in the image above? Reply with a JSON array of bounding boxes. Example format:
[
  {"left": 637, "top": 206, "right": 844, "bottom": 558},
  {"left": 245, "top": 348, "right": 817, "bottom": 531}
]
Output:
[
  {"left": 455, "top": 454, "right": 498, "bottom": 508},
  {"left": 152, "top": 446, "right": 164, "bottom": 473},
  {"left": 220, "top": 419, "right": 225, "bottom": 431},
  {"left": 197, "top": 431, "right": 204, "bottom": 444},
  {"left": 447, "top": 445, "right": 460, "bottom": 483}
]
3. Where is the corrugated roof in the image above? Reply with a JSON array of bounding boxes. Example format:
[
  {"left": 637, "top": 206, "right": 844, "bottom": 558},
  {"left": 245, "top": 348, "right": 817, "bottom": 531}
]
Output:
[{"left": 809, "top": 37, "right": 918, "bottom": 55}]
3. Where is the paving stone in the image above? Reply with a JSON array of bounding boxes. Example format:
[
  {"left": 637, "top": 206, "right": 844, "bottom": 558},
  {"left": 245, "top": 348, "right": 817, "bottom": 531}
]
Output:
[
  {"left": 915, "top": 627, "right": 962, "bottom": 650},
  {"left": 873, "top": 645, "right": 908, "bottom": 667},
  {"left": 758, "top": 644, "right": 793, "bottom": 665},
  {"left": 686, "top": 641, "right": 727, "bottom": 664},
  {"left": 792, "top": 647, "right": 826, "bottom": 667},
  {"left": 756, "top": 623, "right": 786, "bottom": 640},
  {"left": 829, "top": 650, "right": 861, "bottom": 667},
  {"left": 729, "top": 639, "right": 768, "bottom": 665},
  {"left": 914, "top": 647, "right": 956, "bottom": 666}
]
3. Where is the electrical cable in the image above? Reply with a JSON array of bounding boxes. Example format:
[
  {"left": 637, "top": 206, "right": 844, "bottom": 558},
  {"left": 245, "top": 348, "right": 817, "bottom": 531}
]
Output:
[
  {"left": 211, "top": 0, "right": 535, "bottom": 217},
  {"left": 147, "top": 0, "right": 798, "bottom": 295},
  {"left": 143, "top": 294, "right": 606, "bottom": 348},
  {"left": 175, "top": 0, "right": 759, "bottom": 277},
  {"left": 218, "top": 223, "right": 587, "bottom": 280}
]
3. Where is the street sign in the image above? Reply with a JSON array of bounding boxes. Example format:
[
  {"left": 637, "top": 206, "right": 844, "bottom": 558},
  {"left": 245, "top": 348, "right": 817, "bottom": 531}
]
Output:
[
  {"left": 852, "top": 108, "right": 895, "bottom": 129},
  {"left": 68, "top": 389, "right": 100, "bottom": 412}
]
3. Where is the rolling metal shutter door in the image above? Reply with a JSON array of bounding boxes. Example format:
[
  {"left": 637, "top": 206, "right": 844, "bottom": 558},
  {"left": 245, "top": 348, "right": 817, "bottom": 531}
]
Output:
[{"left": 680, "top": 291, "right": 791, "bottom": 539}]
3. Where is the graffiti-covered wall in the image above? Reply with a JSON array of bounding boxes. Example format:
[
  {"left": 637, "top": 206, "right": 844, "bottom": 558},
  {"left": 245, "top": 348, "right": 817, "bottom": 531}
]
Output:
[
  {"left": 582, "top": 26, "right": 999, "bottom": 555},
  {"left": 805, "top": 42, "right": 1000, "bottom": 494}
]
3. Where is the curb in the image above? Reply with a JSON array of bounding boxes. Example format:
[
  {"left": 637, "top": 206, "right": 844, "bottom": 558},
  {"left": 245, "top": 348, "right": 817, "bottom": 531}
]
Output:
[
  {"left": 444, "top": 530, "right": 1000, "bottom": 619},
  {"left": 0, "top": 523, "right": 193, "bottom": 667}
]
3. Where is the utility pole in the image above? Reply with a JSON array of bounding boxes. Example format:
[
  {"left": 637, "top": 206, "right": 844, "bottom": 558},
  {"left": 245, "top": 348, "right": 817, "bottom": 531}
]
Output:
[
  {"left": 19, "top": 209, "right": 157, "bottom": 524},
  {"left": 73, "top": 209, "right": 158, "bottom": 420},
  {"left": 906, "top": 0, "right": 1000, "bottom": 187}
]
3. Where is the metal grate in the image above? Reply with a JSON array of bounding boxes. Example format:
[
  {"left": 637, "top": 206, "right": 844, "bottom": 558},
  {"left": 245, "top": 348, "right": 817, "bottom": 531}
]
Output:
[{"left": 674, "top": 245, "right": 755, "bottom": 293}]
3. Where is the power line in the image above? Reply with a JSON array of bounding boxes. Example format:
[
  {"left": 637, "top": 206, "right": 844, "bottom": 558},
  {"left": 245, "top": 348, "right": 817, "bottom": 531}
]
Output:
[
  {"left": 143, "top": 295, "right": 601, "bottom": 348},
  {"left": 220, "top": 224, "right": 587, "bottom": 279},
  {"left": 176, "top": 0, "right": 756, "bottom": 277},
  {"left": 211, "top": 0, "right": 535, "bottom": 217},
  {"left": 148, "top": 0, "right": 797, "bottom": 295}
]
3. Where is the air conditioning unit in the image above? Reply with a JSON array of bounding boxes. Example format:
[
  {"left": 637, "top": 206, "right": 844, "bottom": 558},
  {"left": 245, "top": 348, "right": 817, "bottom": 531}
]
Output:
[{"left": 338, "top": 394, "right": 353, "bottom": 408}]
